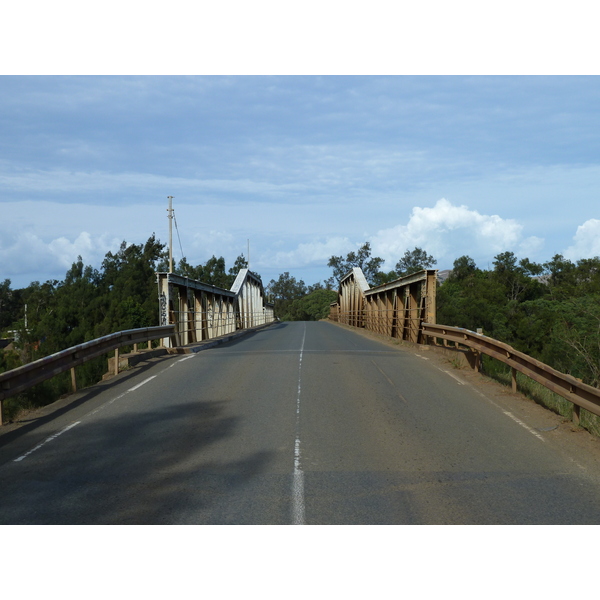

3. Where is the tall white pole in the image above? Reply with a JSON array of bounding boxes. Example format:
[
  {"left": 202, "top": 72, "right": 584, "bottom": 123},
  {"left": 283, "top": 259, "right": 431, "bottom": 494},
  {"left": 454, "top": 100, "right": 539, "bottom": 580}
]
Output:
[{"left": 167, "top": 196, "right": 174, "bottom": 273}]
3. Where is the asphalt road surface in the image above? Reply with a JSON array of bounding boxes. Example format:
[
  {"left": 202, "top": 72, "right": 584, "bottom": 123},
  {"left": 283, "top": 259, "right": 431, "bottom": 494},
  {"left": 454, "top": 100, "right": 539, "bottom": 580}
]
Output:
[{"left": 3, "top": 320, "right": 600, "bottom": 524}]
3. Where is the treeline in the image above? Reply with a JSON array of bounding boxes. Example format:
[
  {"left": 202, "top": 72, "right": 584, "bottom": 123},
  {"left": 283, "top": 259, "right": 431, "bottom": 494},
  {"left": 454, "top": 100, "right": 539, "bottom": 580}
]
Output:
[{"left": 265, "top": 273, "right": 337, "bottom": 322}]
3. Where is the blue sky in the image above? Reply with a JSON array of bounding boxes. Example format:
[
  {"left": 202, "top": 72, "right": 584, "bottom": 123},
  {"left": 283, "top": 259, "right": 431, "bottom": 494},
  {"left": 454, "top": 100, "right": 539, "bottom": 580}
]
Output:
[{"left": 2, "top": 74, "right": 600, "bottom": 288}]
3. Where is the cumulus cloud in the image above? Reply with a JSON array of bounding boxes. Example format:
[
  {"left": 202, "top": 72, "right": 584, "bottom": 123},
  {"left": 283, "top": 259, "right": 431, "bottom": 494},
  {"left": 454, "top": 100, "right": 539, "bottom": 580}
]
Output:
[
  {"left": 564, "top": 219, "right": 600, "bottom": 260},
  {"left": 0, "top": 230, "right": 120, "bottom": 285},
  {"left": 369, "top": 198, "right": 542, "bottom": 268},
  {"left": 249, "top": 199, "right": 545, "bottom": 276}
]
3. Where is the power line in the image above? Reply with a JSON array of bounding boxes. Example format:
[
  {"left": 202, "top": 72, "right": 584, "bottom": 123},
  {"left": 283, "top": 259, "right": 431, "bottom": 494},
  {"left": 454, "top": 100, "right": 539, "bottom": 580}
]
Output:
[{"left": 173, "top": 211, "right": 185, "bottom": 263}]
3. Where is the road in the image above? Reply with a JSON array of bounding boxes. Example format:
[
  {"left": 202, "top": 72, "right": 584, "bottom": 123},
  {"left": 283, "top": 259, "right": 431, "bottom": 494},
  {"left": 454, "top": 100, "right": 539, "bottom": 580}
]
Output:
[{"left": 2, "top": 320, "right": 600, "bottom": 524}]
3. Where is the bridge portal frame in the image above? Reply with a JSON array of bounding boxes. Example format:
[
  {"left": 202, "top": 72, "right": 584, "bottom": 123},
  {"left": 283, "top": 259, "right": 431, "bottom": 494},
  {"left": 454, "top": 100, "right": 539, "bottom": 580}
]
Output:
[
  {"left": 330, "top": 268, "right": 437, "bottom": 343},
  {"left": 157, "top": 269, "right": 274, "bottom": 348}
]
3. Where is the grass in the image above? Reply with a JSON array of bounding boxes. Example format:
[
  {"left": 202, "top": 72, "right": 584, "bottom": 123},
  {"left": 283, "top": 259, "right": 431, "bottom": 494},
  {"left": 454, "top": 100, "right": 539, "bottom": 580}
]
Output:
[{"left": 480, "top": 354, "right": 600, "bottom": 438}]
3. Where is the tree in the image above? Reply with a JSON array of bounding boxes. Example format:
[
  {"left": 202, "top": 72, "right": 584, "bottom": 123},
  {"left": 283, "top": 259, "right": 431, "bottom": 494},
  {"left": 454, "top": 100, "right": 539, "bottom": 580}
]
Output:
[
  {"left": 266, "top": 272, "right": 307, "bottom": 319},
  {"left": 327, "top": 242, "right": 384, "bottom": 286},
  {"left": 0, "top": 279, "right": 22, "bottom": 333},
  {"left": 543, "top": 254, "right": 576, "bottom": 298},
  {"left": 395, "top": 247, "right": 437, "bottom": 277},
  {"left": 287, "top": 289, "right": 337, "bottom": 321},
  {"left": 371, "top": 270, "right": 400, "bottom": 287},
  {"left": 449, "top": 256, "right": 477, "bottom": 282},
  {"left": 227, "top": 254, "right": 249, "bottom": 288},
  {"left": 491, "top": 251, "right": 545, "bottom": 303}
]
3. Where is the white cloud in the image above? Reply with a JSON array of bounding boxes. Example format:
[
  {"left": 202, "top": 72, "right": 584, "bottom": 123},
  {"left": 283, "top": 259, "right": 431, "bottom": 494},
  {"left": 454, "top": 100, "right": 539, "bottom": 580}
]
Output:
[
  {"left": 564, "top": 219, "right": 600, "bottom": 261},
  {"left": 369, "top": 198, "right": 541, "bottom": 268},
  {"left": 247, "top": 199, "right": 546, "bottom": 276},
  {"left": 0, "top": 230, "right": 121, "bottom": 285}
]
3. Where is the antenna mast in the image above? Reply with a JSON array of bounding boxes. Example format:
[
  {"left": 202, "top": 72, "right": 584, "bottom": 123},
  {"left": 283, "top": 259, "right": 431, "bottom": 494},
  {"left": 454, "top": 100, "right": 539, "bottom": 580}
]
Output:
[{"left": 167, "top": 196, "right": 174, "bottom": 273}]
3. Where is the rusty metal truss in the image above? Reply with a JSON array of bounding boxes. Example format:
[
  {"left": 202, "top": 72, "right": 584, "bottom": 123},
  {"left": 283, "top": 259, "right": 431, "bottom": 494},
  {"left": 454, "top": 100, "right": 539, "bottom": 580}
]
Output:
[{"left": 329, "top": 268, "right": 438, "bottom": 343}]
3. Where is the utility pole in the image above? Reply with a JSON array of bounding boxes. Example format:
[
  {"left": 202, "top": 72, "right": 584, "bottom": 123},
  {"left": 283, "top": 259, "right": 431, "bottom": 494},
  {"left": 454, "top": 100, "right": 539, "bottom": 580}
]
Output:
[
  {"left": 247, "top": 239, "right": 250, "bottom": 270},
  {"left": 167, "top": 196, "right": 174, "bottom": 273}
]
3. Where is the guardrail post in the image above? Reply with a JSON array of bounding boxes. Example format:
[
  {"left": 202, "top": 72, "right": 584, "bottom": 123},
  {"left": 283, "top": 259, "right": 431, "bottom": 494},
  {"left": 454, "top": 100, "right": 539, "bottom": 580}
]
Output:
[
  {"left": 71, "top": 367, "right": 77, "bottom": 392},
  {"left": 572, "top": 404, "right": 581, "bottom": 426},
  {"left": 511, "top": 368, "right": 517, "bottom": 393},
  {"left": 114, "top": 348, "right": 119, "bottom": 376}
]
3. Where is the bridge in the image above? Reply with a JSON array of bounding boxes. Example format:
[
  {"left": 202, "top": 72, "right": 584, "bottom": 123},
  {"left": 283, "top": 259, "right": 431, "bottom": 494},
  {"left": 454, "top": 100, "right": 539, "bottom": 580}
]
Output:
[{"left": 2, "top": 266, "right": 600, "bottom": 524}]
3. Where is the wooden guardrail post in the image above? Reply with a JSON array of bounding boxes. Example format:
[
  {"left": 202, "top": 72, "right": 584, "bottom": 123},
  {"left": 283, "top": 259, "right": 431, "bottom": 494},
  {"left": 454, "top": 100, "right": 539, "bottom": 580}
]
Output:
[{"left": 71, "top": 367, "right": 77, "bottom": 392}]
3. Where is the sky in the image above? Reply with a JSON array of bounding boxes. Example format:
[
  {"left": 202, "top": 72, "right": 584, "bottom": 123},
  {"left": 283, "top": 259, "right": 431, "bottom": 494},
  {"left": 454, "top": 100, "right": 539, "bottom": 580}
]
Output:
[
  {"left": 2, "top": 75, "right": 600, "bottom": 289},
  {"left": 2, "top": 3, "right": 600, "bottom": 293}
]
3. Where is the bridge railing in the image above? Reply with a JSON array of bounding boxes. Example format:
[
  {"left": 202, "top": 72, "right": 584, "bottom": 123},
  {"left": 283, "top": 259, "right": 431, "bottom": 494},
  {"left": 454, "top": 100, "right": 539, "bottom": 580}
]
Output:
[
  {"left": 329, "top": 307, "right": 429, "bottom": 343},
  {"left": 167, "top": 309, "right": 274, "bottom": 346},
  {"left": 422, "top": 323, "right": 600, "bottom": 424},
  {"left": 0, "top": 325, "right": 175, "bottom": 426}
]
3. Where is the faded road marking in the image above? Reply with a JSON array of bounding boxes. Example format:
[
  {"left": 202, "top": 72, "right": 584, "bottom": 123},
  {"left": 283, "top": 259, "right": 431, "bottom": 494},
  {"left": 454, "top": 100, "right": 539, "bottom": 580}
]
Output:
[
  {"left": 292, "top": 323, "right": 307, "bottom": 525},
  {"left": 441, "top": 369, "right": 465, "bottom": 385},
  {"left": 14, "top": 421, "right": 81, "bottom": 462},
  {"left": 128, "top": 375, "right": 157, "bottom": 392}
]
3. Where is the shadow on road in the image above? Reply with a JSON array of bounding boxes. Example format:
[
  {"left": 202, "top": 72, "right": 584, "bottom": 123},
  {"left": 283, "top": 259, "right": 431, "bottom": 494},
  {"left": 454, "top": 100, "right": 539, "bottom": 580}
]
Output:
[{"left": 0, "top": 395, "right": 276, "bottom": 524}]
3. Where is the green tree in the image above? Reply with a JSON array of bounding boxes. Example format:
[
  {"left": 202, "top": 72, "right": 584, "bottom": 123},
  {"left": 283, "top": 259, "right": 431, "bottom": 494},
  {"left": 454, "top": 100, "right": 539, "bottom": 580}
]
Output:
[
  {"left": 491, "top": 251, "right": 545, "bottom": 303},
  {"left": 449, "top": 255, "right": 477, "bottom": 282},
  {"left": 287, "top": 289, "right": 337, "bottom": 321},
  {"left": 0, "top": 279, "right": 22, "bottom": 333},
  {"left": 266, "top": 272, "right": 307, "bottom": 320},
  {"left": 371, "top": 271, "right": 400, "bottom": 287},
  {"left": 395, "top": 247, "right": 437, "bottom": 277},
  {"left": 226, "top": 254, "right": 249, "bottom": 288},
  {"left": 327, "top": 242, "right": 384, "bottom": 286},
  {"left": 101, "top": 235, "right": 166, "bottom": 334}
]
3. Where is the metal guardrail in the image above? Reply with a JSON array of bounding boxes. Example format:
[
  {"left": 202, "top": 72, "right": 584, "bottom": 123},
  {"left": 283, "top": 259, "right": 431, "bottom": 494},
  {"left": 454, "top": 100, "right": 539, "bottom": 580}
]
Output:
[
  {"left": 0, "top": 325, "right": 175, "bottom": 425},
  {"left": 422, "top": 323, "right": 600, "bottom": 423}
]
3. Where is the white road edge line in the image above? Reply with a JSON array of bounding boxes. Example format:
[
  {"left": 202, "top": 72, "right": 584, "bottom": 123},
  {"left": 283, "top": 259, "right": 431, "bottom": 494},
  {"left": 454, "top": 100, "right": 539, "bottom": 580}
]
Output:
[
  {"left": 471, "top": 387, "right": 546, "bottom": 443},
  {"left": 128, "top": 375, "right": 157, "bottom": 392},
  {"left": 502, "top": 410, "right": 546, "bottom": 442},
  {"left": 441, "top": 369, "right": 465, "bottom": 385},
  {"left": 14, "top": 368, "right": 168, "bottom": 462},
  {"left": 14, "top": 421, "right": 81, "bottom": 462},
  {"left": 178, "top": 355, "right": 196, "bottom": 362},
  {"left": 292, "top": 323, "right": 307, "bottom": 525}
]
